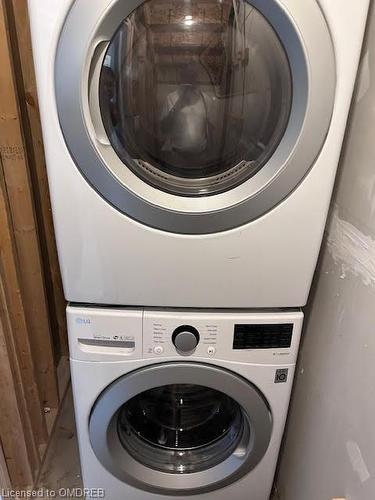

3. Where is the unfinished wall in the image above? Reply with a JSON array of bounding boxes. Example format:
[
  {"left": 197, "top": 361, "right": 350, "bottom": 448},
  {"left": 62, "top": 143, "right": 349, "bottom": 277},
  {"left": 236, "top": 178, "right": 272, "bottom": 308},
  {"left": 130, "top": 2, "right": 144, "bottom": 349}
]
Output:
[
  {"left": 276, "top": 4, "right": 375, "bottom": 500},
  {"left": 0, "top": 0, "right": 68, "bottom": 487}
]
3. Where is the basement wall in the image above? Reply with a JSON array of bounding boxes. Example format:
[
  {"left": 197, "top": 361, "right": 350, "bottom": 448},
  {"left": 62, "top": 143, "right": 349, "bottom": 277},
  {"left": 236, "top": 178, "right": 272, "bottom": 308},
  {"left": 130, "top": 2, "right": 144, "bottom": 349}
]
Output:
[{"left": 276, "top": 4, "right": 375, "bottom": 500}]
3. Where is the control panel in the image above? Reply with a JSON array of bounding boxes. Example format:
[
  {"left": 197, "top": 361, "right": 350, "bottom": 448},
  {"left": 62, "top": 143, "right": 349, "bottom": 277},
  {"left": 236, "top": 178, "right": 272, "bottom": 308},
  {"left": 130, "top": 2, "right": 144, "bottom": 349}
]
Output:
[
  {"left": 142, "top": 309, "right": 303, "bottom": 363},
  {"left": 67, "top": 307, "right": 303, "bottom": 364}
]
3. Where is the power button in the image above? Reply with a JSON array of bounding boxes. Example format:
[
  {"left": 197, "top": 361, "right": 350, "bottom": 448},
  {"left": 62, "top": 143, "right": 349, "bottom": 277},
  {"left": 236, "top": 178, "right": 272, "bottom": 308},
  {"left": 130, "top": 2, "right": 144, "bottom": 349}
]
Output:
[{"left": 153, "top": 345, "right": 164, "bottom": 355}]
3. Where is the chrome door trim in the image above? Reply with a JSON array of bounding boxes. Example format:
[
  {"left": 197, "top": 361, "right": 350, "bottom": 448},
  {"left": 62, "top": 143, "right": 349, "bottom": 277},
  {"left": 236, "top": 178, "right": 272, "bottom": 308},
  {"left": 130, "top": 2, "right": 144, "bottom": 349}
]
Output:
[
  {"left": 89, "top": 362, "right": 273, "bottom": 495},
  {"left": 55, "top": 0, "right": 335, "bottom": 234}
]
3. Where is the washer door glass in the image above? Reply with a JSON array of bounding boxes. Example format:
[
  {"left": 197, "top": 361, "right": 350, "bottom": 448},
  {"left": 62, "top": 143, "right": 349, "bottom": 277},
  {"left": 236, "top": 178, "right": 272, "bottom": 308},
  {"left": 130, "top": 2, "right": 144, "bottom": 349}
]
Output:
[
  {"left": 99, "top": 0, "right": 292, "bottom": 196},
  {"left": 88, "top": 362, "right": 273, "bottom": 494},
  {"left": 117, "top": 383, "right": 244, "bottom": 473}
]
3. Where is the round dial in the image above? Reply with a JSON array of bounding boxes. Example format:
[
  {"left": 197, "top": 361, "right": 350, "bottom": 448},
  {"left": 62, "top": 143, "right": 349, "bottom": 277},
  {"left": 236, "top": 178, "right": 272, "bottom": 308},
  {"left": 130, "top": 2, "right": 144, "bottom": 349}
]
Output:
[{"left": 172, "top": 325, "right": 200, "bottom": 353}]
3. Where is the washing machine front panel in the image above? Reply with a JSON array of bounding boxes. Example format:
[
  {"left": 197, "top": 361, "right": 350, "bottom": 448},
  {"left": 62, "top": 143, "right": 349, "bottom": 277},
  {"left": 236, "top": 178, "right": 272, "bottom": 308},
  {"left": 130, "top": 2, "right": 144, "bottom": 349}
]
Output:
[
  {"left": 89, "top": 362, "right": 273, "bottom": 495},
  {"left": 56, "top": 0, "right": 335, "bottom": 234},
  {"left": 67, "top": 306, "right": 303, "bottom": 497}
]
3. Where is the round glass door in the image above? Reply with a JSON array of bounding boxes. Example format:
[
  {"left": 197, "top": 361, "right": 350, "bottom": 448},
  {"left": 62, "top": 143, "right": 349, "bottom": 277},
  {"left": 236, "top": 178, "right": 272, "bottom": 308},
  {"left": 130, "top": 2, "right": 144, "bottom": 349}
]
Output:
[
  {"left": 117, "top": 384, "right": 245, "bottom": 473},
  {"left": 89, "top": 362, "right": 273, "bottom": 494},
  {"left": 56, "top": 0, "right": 335, "bottom": 232},
  {"left": 99, "top": 0, "right": 292, "bottom": 196}
]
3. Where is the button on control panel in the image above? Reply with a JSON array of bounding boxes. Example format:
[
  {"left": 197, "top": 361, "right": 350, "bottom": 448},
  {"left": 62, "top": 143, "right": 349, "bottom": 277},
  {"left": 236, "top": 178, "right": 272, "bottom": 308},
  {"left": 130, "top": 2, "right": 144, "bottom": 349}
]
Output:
[{"left": 207, "top": 346, "right": 216, "bottom": 356}]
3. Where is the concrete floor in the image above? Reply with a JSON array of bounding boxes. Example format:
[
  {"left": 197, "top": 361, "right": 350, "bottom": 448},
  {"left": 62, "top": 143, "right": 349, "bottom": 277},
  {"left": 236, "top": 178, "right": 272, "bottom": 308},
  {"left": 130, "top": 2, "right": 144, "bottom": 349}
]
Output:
[{"left": 37, "top": 386, "right": 278, "bottom": 499}]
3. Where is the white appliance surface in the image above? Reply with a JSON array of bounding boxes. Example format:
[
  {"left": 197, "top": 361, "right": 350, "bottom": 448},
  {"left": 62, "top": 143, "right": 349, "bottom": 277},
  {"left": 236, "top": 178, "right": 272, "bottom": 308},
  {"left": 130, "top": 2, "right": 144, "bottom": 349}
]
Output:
[
  {"left": 28, "top": 0, "right": 369, "bottom": 308},
  {"left": 67, "top": 306, "right": 303, "bottom": 499}
]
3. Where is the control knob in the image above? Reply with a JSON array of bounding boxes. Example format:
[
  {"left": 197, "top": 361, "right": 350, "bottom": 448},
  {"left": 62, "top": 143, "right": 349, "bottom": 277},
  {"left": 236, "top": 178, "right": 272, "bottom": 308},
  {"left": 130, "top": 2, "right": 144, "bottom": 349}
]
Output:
[{"left": 172, "top": 325, "right": 200, "bottom": 353}]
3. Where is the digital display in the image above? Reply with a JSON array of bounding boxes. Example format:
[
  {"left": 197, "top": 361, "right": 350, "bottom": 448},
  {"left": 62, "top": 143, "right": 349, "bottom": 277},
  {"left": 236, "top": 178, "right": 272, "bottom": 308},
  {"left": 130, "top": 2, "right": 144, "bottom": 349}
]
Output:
[{"left": 233, "top": 324, "right": 293, "bottom": 350}]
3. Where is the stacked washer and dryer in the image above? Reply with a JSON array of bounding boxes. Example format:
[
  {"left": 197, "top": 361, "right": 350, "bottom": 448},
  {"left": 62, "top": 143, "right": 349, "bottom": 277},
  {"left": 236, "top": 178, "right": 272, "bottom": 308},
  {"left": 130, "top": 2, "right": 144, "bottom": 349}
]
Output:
[{"left": 28, "top": 0, "right": 369, "bottom": 498}]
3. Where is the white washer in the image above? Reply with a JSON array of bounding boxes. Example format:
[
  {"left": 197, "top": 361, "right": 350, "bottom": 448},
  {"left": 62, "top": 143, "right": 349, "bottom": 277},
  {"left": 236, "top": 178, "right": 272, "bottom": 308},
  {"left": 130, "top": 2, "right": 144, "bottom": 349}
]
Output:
[
  {"left": 67, "top": 306, "right": 303, "bottom": 499},
  {"left": 29, "top": 0, "right": 369, "bottom": 308}
]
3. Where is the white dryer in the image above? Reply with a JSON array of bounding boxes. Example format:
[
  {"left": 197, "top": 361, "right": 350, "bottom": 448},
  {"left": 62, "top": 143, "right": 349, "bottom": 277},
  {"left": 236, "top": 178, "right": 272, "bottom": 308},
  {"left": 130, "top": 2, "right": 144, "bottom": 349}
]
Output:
[
  {"left": 29, "top": 0, "right": 369, "bottom": 308},
  {"left": 67, "top": 306, "right": 303, "bottom": 499}
]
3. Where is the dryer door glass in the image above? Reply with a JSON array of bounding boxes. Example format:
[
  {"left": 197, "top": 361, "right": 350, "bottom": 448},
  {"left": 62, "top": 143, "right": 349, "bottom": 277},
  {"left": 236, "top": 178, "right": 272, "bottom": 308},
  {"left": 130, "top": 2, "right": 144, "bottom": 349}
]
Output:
[
  {"left": 99, "top": 0, "right": 292, "bottom": 196},
  {"left": 117, "top": 383, "right": 244, "bottom": 473}
]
